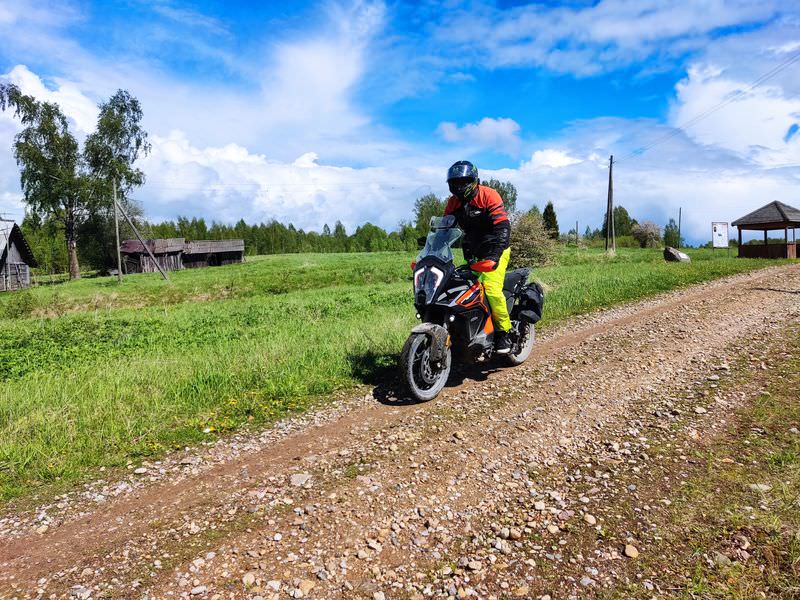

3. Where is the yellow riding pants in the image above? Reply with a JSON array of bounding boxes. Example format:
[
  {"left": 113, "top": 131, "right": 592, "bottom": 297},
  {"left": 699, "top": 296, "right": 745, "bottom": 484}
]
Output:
[{"left": 476, "top": 248, "right": 511, "bottom": 333}]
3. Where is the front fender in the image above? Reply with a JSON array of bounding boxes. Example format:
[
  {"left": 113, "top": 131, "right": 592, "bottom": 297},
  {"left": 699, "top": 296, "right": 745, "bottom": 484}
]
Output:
[{"left": 410, "top": 323, "right": 449, "bottom": 362}]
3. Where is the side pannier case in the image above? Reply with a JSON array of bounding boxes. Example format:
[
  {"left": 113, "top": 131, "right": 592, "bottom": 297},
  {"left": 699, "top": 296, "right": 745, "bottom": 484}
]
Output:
[{"left": 518, "top": 282, "right": 544, "bottom": 324}]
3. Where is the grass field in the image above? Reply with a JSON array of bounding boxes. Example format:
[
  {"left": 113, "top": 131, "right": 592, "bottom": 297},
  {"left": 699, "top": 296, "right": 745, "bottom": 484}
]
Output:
[{"left": 0, "top": 247, "right": 792, "bottom": 501}]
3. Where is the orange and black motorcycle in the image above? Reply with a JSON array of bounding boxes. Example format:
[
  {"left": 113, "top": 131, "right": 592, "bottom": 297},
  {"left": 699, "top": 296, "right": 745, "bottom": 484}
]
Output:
[{"left": 401, "top": 215, "right": 544, "bottom": 401}]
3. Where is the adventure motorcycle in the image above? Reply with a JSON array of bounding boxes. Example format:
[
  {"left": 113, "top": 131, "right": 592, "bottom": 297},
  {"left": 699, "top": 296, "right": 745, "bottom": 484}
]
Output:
[{"left": 401, "top": 215, "right": 544, "bottom": 402}]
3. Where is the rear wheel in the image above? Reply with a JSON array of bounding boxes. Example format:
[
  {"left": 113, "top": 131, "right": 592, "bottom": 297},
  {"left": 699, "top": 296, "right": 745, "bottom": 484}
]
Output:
[
  {"left": 506, "top": 320, "right": 535, "bottom": 366},
  {"left": 400, "top": 333, "right": 451, "bottom": 402}
]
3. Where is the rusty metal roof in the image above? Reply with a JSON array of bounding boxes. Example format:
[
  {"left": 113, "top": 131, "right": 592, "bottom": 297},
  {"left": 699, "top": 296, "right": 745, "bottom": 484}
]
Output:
[{"left": 732, "top": 201, "right": 800, "bottom": 229}]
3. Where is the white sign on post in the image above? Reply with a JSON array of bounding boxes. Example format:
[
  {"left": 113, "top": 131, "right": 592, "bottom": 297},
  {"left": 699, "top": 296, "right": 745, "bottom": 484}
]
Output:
[{"left": 712, "top": 222, "right": 729, "bottom": 248}]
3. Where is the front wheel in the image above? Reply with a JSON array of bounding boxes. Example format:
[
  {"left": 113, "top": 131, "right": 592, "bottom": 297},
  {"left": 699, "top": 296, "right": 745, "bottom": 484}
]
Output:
[
  {"left": 506, "top": 320, "right": 535, "bottom": 366},
  {"left": 400, "top": 333, "right": 452, "bottom": 402}
]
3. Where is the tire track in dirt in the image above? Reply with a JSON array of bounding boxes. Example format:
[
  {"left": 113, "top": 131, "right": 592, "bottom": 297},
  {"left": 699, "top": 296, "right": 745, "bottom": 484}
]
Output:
[{"left": 1, "top": 264, "right": 798, "bottom": 598}]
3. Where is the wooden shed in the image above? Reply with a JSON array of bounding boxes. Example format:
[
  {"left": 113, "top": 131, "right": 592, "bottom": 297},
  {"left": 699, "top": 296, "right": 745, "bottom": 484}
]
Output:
[
  {"left": 0, "top": 219, "right": 38, "bottom": 292},
  {"left": 120, "top": 238, "right": 245, "bottom": 273},
  {"left": 120, "top": 238, "right": 186, "bottom": 273},
  {"left": 183, "top": 239, "right": 245, "bottom": 269},
  {"left": 732, "top": 201, "right": 799, "bottom": 259}
]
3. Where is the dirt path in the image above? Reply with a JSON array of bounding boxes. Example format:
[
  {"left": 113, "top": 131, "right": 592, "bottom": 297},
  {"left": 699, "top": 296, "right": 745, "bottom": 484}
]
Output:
[{"left": 1, "top": 264, "right": 799, "bottom": 599}]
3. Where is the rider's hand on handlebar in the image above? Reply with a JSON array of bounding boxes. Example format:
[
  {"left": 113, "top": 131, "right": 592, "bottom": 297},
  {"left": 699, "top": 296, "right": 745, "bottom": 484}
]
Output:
[{"left": 455, "top": 263, "right": 476, "bottom": 278}]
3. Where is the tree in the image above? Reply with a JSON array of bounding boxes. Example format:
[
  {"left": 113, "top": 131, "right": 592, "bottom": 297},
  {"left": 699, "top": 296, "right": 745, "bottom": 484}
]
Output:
[
  {"left": 509, "top": 207, "right": 558, "bottom": 268},
  {"left": 1, "top": 84, "right": 150, "bottom": 277},
  {"left": 413, "top": 193, "right": 445, "bottom": 237},
  {"left": 602, "top": 205, "right": 636, "bottom": 238},
  {"left": 333, "top": 221, "right": 348, "bottom": 252},
  {"left": 0, "top": 83, "right": 95, "bottom": 279},
  {"left": 632, "top": 221, "right": 662, "bottom": 248},
  {"left": 482, "top": 178, "right": 517, "bottom": 214},
  {"left": 663, "top": 218, "right": 681, "bottom": 248},
  {"left": 542, "top": 201, "right": 559, "bottom": 240}
]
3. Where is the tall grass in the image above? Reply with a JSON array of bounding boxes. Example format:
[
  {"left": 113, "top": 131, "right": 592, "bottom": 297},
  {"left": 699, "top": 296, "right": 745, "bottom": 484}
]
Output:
[{"left": 0, "top": 248, "right": 792, "bottom": 500}]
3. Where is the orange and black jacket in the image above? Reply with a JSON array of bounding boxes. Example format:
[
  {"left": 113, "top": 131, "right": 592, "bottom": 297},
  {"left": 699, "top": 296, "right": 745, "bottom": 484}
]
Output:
[{"left": 444, "top": 185, "right": 510, "bottom": 272}]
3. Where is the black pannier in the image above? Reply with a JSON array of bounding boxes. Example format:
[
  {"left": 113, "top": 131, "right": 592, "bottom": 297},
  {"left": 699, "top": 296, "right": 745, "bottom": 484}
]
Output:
[{"left": 516, "top": 282, "right": 544, "bottom": 324}]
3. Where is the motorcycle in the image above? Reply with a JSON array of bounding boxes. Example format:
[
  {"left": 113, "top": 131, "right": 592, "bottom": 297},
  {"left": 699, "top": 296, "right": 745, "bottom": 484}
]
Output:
[{"left": 401, "top": 215, "right": 544, "bottom": 402}]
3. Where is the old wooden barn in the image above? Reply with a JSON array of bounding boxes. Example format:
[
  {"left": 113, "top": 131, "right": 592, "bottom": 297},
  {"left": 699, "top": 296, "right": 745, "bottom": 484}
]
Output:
[
  {"left": 120, "top": 238, "right": 244, "bottom": 273},
  {"left": 0, "top": 219, "right": 38, "bottom": 292}
]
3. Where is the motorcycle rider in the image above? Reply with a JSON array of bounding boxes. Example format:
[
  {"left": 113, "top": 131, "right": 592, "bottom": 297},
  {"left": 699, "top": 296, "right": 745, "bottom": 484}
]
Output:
[{"left": 443, "top": 160, "right": 513, "bottom": 354}]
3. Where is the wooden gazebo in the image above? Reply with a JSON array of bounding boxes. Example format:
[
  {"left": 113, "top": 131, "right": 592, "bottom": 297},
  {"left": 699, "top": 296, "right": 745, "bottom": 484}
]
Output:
[{"left": 732, "top": 201, "right": 799, "bottom": 259}]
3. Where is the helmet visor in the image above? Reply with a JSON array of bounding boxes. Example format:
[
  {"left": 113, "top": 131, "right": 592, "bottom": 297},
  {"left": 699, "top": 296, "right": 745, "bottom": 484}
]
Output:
[{"left": 447, "top": 162, "right": 477, "bottom": 181}]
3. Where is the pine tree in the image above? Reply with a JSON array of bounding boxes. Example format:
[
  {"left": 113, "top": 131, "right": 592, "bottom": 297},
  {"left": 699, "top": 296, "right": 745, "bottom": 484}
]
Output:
[{"left": 542, "top": 201, "right": 559, "bottom": 240}]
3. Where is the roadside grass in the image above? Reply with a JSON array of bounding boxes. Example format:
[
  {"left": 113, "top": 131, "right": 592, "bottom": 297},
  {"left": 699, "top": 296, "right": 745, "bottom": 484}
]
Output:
[
  {"left": 636, "top": 334, "right": 800, "bottom": 598},
  {"left": 0, "top": 248, "right": 794, "bottom": 501}
]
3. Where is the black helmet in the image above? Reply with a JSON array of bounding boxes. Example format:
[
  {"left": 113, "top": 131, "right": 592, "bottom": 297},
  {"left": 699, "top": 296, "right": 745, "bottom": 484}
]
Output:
[{"left": 446, "top": 160, "right": 479, "bottom": 202}]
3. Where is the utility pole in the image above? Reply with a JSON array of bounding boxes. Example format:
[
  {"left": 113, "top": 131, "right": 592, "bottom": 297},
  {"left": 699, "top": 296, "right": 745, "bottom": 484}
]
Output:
[
  {"left": 113, "top": 180, "right": 123, "bottom": 283},
  {"left": 576, "top": 220, "right": 579, "bottom": 247},
  {"left": 116, "top": 199, "right": 170, "bottom": 282},
  {"left": 677, "top": 207, "right": 682, "bottom": 249},
  {"left": 605, "top": 155, "right": 616, "bottom": 254}
]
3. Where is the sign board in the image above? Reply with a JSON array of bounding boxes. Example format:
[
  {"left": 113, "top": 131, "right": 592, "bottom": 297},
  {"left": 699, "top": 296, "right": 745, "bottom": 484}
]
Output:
[{"left": 712, "top": 222, "right": 729, "bottom": 249}]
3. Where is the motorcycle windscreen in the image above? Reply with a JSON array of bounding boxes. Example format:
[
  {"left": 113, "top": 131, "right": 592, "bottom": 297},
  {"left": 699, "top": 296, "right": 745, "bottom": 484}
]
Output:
[{"left": 416, "top": 221, "right": 462, "bottom": 264}]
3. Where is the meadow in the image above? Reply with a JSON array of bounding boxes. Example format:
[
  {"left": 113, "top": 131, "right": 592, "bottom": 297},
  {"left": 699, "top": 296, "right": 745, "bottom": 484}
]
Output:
[{"left": 0, "top": 247, "right": 790, "bottom": 500}]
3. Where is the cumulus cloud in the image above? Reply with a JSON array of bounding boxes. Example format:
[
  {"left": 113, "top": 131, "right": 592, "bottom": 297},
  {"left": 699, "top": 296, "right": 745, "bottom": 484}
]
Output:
[
  {"left": 437, "top": 117, "right": 521, "bottom": 155},
  {"left": 136, "top": 131, "right": 445, "bottom": 232},
  {"left": 667, "top": 35, "right": 800, "bottom": 168},
  {"left": 3, "top": 65, "right": 99, "bottom": 135},
  {"left": 522, "top": 149, "right": 582, "bottom": 170}
]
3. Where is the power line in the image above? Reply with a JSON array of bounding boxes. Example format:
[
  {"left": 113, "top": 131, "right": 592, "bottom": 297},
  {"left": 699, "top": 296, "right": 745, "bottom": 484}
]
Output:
[{"left": 617, "top": 49, "right": 800, "bottom": 164}]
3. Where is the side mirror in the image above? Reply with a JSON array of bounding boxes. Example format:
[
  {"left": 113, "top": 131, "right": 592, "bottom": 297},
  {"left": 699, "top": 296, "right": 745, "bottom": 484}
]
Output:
[{"left": 417, "top": 236, "right": 426, "bottom": 249}]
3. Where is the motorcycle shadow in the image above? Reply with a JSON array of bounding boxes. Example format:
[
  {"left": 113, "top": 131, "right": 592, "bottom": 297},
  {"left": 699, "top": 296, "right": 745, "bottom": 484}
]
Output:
[{"left": 346, "top": 350, "right": 506, "bottom": 406}]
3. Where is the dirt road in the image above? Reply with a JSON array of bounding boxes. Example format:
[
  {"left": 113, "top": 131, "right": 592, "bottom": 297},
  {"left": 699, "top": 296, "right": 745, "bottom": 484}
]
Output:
[{"left": 1, "top": 264, "right": 799, "bottom": 599}]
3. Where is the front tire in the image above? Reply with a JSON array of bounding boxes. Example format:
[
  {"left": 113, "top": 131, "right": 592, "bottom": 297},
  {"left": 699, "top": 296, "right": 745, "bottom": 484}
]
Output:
[
  {"left": 400, "top": 333, "right": 451, "bottom": 402},
  {"left": 506, "top": 320, "right": 535, "bottom": 366}
]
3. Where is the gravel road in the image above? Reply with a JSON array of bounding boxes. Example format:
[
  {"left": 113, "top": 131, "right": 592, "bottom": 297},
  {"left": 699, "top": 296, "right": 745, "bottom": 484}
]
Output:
[{"left": 1, "top": 263, "right": 799, "bottom": 599}]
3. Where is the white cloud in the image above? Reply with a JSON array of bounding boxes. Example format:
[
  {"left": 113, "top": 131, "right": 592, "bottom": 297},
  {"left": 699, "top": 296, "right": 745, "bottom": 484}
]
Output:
[
  {"left": 434, "top": 0, "right": 785, "bottom": 76},
  {"left": 437, "top": 117, "right": 521, "bottom": 155},
  {"left": 667, "top": 31, "right": 800, "bottom": 168},
  {"left": 136, "top": 130, "right": 446, "bottom": 232},
  {"left": 3, "top": 65, "right": 99, "bottom": 135},
  {"left": 522, "top": 149, "right": 582, "bottom": 170}
]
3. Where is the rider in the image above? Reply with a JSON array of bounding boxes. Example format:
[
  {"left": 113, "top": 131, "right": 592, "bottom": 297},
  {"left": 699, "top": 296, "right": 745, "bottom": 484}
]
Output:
[{"left": 443, "top": 160, "right": 512, "bottom": 354}]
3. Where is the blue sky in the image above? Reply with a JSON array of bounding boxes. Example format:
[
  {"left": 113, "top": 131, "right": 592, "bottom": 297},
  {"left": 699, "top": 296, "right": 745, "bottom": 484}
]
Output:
[{"left": 1, "top": 0, "right": 800, "bottom": 244}]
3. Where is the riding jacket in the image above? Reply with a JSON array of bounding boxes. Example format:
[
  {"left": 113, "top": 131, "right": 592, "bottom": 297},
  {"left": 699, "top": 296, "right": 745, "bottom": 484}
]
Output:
[{"left": 444, "top": 185, "right": 510, "bottom": 272}]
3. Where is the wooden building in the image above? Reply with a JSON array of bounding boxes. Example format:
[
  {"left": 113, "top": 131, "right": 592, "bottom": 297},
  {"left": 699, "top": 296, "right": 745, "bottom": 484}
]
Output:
[
  {"left": 732, "top": 201, "right": 799, "bottom": 259},
  {"left": 0, "top": 219, "right": 38, "bottom": 292},
  {"left": 120, "top": 238, "right": 185, "bottom": 273},
  {"left": 120, "top": 238, "right": 245, "bottom": 273},
  {"left": 183, "top": 239, "right": 246, "bottom": 269}
]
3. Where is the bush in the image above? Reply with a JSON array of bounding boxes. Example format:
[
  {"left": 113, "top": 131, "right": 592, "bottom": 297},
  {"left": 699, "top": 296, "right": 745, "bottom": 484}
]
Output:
[
  {"left": 632, "top": 221, "right": 662, "bottom": 248},
  {"left": 509, "top": 210, "right": 558, "bottom": 267},
  {"left": 0, "top": 290, "right": 38, "bottom": 319}
]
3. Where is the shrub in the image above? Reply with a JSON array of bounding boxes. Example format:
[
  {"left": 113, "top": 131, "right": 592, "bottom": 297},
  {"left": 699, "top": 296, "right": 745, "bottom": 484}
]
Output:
[
  {"left": 632, "top": 221, "right": 662, "bottom": 248},
  {"left": 0, "top": 290, "right": 38, "bottom": 319},
  {"left": 509, "top": 210, "right": 558, "bottom": 267}
]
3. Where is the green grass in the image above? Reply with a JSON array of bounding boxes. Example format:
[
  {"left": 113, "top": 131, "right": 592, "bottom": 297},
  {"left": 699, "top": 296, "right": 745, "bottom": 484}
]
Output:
[
  {"left": 630, "top": 328, "right": 800, "bottom": 598},
  {"left": 0, "top": 247, "right": 793, "bottom": 501}
]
